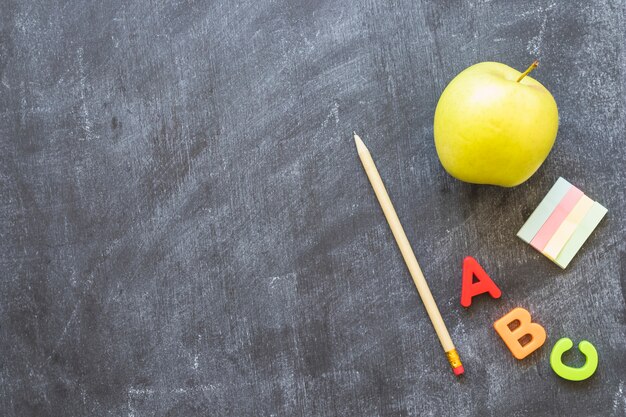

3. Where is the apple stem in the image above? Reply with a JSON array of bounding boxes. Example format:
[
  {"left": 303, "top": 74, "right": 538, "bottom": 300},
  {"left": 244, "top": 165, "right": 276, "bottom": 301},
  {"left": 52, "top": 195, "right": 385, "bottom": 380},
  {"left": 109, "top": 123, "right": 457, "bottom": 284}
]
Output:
[{"left": 516, "top": 60, "right": 539, "bottom": 82}]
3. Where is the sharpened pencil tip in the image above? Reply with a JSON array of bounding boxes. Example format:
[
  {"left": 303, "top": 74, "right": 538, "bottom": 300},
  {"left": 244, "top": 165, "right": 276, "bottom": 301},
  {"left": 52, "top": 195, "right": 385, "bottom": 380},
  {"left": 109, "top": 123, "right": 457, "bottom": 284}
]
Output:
[{"left": 353, "top": 132, "right": 367, "bottom": 154}]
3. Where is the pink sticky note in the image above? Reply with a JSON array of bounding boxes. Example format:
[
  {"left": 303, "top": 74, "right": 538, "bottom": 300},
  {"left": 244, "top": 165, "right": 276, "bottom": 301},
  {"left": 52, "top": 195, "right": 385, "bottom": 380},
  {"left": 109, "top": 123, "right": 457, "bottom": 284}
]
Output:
[{"left": 530, "top": 186, "right": 584, "bottom": 251}]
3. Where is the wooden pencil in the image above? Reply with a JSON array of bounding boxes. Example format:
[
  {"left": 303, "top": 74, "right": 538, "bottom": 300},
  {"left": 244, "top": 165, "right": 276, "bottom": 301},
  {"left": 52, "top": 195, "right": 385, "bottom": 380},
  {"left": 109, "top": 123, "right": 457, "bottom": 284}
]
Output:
[{"left": 353, "top": 132, "right": 464, "bottom": 376}]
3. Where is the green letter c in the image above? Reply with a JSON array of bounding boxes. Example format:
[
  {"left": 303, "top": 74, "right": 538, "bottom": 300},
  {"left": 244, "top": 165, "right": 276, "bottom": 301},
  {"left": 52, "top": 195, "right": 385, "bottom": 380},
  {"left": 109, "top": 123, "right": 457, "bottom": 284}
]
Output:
[{"left": 550, "top": 338, "right": 598, "bottom": 381}]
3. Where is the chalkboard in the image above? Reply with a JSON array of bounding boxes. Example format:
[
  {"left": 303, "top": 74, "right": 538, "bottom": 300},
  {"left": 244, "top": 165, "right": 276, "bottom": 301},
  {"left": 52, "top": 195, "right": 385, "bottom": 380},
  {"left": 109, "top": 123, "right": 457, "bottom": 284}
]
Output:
[{"left": 1, "top": 0, "right": 625, "bottom": 416}]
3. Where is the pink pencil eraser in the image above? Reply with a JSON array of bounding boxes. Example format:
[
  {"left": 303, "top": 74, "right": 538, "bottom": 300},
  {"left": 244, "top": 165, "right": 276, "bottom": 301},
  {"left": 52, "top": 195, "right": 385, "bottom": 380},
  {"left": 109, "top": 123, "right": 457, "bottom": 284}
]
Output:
[{"left": 453, "top": 365, "right": 464, "bottom": 376}]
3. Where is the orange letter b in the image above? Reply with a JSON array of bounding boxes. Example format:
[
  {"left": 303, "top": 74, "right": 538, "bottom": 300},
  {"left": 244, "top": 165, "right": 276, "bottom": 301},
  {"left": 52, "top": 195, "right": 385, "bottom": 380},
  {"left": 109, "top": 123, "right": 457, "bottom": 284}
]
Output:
[{"left": 494, "top": 307, "right": 546, "bottom": 359}]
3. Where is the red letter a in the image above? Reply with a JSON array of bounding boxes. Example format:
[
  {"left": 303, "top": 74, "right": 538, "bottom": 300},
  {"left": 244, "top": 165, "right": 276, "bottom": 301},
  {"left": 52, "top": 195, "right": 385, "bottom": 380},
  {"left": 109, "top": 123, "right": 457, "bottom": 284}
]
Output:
[{"left": 460, "top": 256, "right": 502, "bottom": 307}]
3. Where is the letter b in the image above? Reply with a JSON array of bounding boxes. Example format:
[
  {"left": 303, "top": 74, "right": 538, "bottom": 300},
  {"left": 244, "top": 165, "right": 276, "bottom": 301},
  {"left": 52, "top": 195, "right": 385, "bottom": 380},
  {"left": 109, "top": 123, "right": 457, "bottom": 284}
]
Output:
[{"left": 494, "top": 307, "right": 547, "bottom": 359}]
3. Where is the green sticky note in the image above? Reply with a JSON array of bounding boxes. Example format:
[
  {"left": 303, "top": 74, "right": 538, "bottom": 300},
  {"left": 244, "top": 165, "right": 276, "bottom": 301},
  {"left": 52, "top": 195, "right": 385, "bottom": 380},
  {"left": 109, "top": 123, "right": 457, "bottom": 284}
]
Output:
[
  {"left": 517, "top": 177, "right": 572, "bottom": 243},
  {"left": 554, "top": 201, "right": 608, "bottom": 269}
]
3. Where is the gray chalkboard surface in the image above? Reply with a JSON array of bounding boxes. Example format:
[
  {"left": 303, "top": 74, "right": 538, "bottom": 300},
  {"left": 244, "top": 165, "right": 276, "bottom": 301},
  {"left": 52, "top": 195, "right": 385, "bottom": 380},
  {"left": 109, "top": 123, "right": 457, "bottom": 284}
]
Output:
[{"left": 1, "top": 0, "right": 625, "bottom": 416}]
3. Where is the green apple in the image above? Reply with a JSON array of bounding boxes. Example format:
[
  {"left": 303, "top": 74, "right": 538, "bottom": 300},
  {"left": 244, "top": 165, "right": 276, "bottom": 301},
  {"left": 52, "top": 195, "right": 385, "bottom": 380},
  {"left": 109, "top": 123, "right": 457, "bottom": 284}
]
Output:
[{"left": 433, "top": 61, "right": 558, "bottom": 187}]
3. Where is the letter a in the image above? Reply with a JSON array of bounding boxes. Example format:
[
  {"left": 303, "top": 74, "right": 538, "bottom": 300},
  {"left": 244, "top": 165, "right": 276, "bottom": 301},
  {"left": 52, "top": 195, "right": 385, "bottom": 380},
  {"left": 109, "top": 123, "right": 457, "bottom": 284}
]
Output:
[
  {"left": 460, "top": 256, "right": 502, "bottom": 307},
  {"left": 494, "top": 308, "right": 547, "bottom": 359}
]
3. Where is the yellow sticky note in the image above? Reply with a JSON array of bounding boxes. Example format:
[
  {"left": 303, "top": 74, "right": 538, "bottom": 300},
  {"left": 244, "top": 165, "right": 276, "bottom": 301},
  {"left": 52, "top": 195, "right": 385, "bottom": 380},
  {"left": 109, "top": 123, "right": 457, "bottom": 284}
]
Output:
[{"left": 543, "top": 195, "right": 594, "bottom": 260}]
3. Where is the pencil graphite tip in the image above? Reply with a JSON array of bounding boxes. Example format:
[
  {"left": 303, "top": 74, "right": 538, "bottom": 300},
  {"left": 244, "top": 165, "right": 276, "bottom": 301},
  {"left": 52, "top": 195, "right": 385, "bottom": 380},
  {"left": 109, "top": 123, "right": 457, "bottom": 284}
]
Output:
[{"left": 353, "top": 132, "right": 367, "bottom": 154}]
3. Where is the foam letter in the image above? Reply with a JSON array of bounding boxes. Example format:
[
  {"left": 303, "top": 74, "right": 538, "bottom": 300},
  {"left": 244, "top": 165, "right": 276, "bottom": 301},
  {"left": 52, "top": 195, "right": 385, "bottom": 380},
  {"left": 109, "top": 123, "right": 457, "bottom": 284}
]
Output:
[
  {"left": 460, "top": 256, "right": 502, "bottom": 307},
  {"left": 550, "top": 338, "right": 598, "bottom": 381},
  {"left": 494, "top": 307, "right": 546, "bottom": 359}
]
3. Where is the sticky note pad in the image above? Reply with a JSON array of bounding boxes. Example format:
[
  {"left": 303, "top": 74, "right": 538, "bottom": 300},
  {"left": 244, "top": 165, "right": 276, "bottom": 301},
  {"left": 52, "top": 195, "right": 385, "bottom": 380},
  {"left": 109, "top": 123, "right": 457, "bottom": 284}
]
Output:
[
  {"left": 543, "top": 195, "right": 594, "bottom": 260},
  {"left": 517, "top": 178, "right": 572, "bottom": 243},
  {"left": 554, "top": 202, "right": 608, "bottom": 268},
  {"left": 529, "top": 186, "right": 584, "bottom": 251},
  {"left": 517, "top": 178, "right": 607, "bottom": 269}
]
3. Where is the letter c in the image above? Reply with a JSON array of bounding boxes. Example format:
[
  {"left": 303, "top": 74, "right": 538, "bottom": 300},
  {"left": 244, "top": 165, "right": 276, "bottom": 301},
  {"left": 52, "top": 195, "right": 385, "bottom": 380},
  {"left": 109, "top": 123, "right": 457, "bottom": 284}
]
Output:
[{"left": 550, "top": 338, "right": 598, "bottom": 381}]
